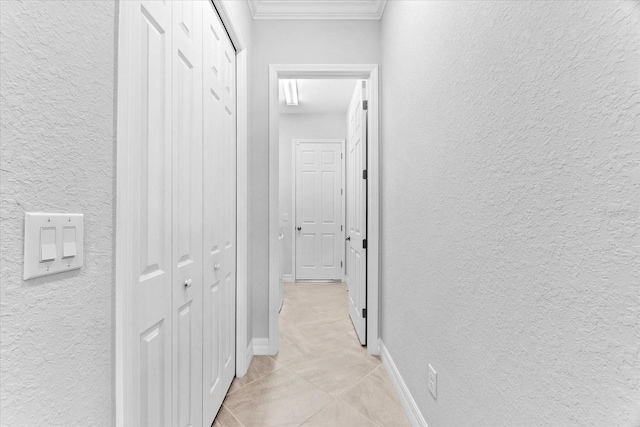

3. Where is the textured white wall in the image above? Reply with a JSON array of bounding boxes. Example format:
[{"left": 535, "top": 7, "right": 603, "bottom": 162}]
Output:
[
  {"left": 279, "top": 114, "right": 347, "bottom": 278},
  {"left": 380, "top": 1, "right": 640, "bottom": 425},
  {"left": 250, "top": 20, "right": 380, "bottom": 338},
  {"left": 0, "top": 1, "right": 116, "bottom": 425}
]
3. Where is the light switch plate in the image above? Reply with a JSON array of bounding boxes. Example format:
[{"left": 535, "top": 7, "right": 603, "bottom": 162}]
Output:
[
  {"left": 24, "top": 212, "right": 84, "bottom": 280},
  {"left": 428, "top": 364, "right": 437, "bottom": 399}
]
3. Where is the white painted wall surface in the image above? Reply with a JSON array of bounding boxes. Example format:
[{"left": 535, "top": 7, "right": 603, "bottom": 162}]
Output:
[
  {"left": 250, "top": 20, "right": 380, "bottom": 338},
  {"left": 380, "top": 1, "right": 640, "bottom": 425},
  {"left": 279, "top": 114, "right": 347, "bottom": 278},
  {"left": 0, "top": 1, "right": 116, "bottom": 425}
]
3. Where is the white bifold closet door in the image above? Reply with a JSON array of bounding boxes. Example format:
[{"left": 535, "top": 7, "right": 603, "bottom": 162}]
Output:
[
  {"left": 202, "top": 0, "right": 237, "bottom": 423},
  {"left": 119, "top": 1, "right": 236, "bottom": 426}
]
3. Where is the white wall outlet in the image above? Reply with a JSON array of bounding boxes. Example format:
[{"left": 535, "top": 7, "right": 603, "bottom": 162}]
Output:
[{"left": 428, "top": 364, "right": 437, "bottom": 399}]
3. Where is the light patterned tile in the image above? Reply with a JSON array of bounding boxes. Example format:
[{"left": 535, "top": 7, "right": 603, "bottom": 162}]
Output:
[
  {"left": 330, "top": 330, "right": 382, "bottom": 366},
  {"left": 287, "top": 347, "right": 378, "bottom": 396},
  {"left": 212, "top": 405, "right": 244, "bottom": 427},
  {"left": 338, "top": 366, "right": 411, "bottom": 427},
  {"left": 274, "top": 328, "right": 326, "bottom": 365},
  {"left": 223, "top": 368, "right": 332, "bottom": 427},
  {"left": 220, "top": 282, "right": 409, "bottom": 427},
  {"left": 301, "top": 400, "right": 376, "bottom": 427},
  {"left": 228, "top": 355, "right": 281, "bottom": 394}
]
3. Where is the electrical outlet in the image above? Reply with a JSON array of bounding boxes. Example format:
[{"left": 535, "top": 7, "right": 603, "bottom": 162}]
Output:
[{"left": 428, "top": 364, "right": 437, "bottom": 399}]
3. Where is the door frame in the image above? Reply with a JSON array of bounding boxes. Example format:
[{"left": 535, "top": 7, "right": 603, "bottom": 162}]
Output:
[
  {"left": 291, "top": 138, "right": 346, "bottom": 282},
  {"left": 115, "top": 2, "right": 250, "bottom": 425},
  {"left": 268, "top": 64, "right": 380, "bottom": 355}
]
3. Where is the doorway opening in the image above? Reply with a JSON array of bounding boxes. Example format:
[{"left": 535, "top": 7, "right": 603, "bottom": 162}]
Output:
[
  {"left": 279, "top": 79, "right": 354, "bottom": 283},
  {"left": 268, "top": 65, "right": 380, "bottom": 356}
]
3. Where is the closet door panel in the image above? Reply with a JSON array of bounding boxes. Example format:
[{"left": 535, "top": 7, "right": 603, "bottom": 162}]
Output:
[
  {"left": 202, "top": 2, "right": 230, "bottom": 423},
  {"left": 172, "top": 1, "right": 204, "bottom": 426},
  {"left": 125, "top": 1, "right": 173, "bottom": 425},
  {"left": 221, "top": 30, "right": 237, "bottom": 393}
]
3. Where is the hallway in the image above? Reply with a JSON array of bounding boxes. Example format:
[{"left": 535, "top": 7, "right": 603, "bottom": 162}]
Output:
[
  {"left": 213, "top": 282, "right": 410, "bottom": 426},
  {"left": 1, "top": 0, "right": 638, "bottom": 425}
]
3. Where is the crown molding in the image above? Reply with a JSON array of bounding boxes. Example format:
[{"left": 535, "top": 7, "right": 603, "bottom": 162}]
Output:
[{"left": 247, "top": 0, "right": 387, "bottom": 20}]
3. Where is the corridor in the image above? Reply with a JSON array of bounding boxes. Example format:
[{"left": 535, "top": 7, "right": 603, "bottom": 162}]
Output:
[
  {"left": 213, "top": 282, "right": 410, "bottom": 426},
  {"left": 1, "top": 0, "right": 638, "bottom": 425}
]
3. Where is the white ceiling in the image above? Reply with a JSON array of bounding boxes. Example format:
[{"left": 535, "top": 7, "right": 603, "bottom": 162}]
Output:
[
  {"left": 279, "top": 79, "right": 358, "bottom": 115},
  {"left": 248, "top": 0, "right": 387, "bottom": 20}
]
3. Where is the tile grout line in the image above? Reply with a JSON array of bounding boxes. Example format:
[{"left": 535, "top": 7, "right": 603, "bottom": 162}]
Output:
[
  {"left": 219, "top": 404, "right": 246, "bottom": 427},
  {"left": 296, "top": 397, "right": 338, "bottom": 426},
  {"left": 270, "top": 363, "right": 336, "bottom": 425},
  {"left": 226, "top": 359, "right": 283, "bottom": 396},
  {"left": 332, "top": 365, "right": 386, "bottom": 426},
  {"left": 334, "top": 363, "right": 382, "bottom": 399}
]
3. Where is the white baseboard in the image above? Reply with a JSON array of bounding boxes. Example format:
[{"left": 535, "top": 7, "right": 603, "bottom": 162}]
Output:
[
  {"left": 380, "top": 340, "right": 428, "bottom": 427},
  {"left": 282, "top": 274, "right": 293, "bottom": 283},
  {"left": 253, "top": 338, "right": 270, "bottom": 355}
]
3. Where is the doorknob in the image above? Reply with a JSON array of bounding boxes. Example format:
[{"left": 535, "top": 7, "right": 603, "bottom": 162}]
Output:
[
  {"left": 346, "top": 236, "right": 351, "bottom": 241},
  {"left": 184, "top": 278, "right": 193, "bottom": 288},
  {"left": 297, "top": 227, "right": 301, "bottom": 231},
  {"left": 214, "top": 263, "right": 221, "bottom": 271}
]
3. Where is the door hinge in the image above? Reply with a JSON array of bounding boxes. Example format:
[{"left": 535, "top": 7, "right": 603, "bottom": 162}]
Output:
[
  {"left": 362, "top": 308, "right": 367, "bottom": 318},
  {"left": 363, "top": 100, "right": 368, "bottom": 111},
  {"left": 341, "top": 261, "right": 343, "bottom": 268},
  {"left": 362, "top": 239, "right": 367, "bottom": 249},
  {"left": 341, "top": 153, "right": 343, "bottom": 159},
  {"left": 341, "top": 225, "right": 343, "bottom": 231},
  {"left": 363, "top": 170, "right": 367, "bottom": 180},
  {"left": 341, "top": 188, "right": 343, "bottom": 195}
]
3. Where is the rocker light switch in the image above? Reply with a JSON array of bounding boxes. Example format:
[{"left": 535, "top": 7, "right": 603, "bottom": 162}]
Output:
[
  {"left": 24, "top": 212, "right": 84, "bottom": 279},
  {"left": 40, "top": 227, "right": 57, "bottom": 262},
  {"left": 62, "top": 226, "right": 77, "bottom": 258}
]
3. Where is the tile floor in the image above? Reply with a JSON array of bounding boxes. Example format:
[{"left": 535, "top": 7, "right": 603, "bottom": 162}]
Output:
[{"left": 213, "top": 282, "right": 410, "bottom": 427}]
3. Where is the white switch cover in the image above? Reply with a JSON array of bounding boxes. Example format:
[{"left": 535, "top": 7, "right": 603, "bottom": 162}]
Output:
[
  {"left": 283, "top": 213, "right": 289, "bottom": 222},
  {"left": 428, "top": 364, "right": 437, "bottom": 399},
  {"left": 24, "top": 213, "right": 84, "bottom": 280}
]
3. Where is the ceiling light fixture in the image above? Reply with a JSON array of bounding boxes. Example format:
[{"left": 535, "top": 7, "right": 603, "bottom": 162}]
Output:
[{"left": 283, "top": 79, "right": 298, "bottom": 106}]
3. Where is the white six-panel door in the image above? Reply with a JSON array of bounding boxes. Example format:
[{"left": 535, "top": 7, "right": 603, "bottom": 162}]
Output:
[
  {"left": 118, "top": 1, "right": 236, "bottom": 425},
  {"left": 346, "top": 81, "right": 367, "bottom": 345},
  {"left": 202, "top": 0, "right": 236, "bottom": 422},
  {"left": 295, "top": 141, "right": 344, "bottom": 280}
]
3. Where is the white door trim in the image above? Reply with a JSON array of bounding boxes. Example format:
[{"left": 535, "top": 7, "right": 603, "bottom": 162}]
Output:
[
  {"left": 114, "top": 6, "right": 134, "bottom": 424},
  {"left": 268, "top": 64, "right": 380, "bottom": 355},
  {"left": 291, "top": 139, "right": 346, "bottom": 283}
]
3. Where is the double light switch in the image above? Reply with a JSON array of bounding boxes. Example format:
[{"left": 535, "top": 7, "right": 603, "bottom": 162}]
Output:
[{"left": 24, "top": 213, "right": 84, "bottom": 280}]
